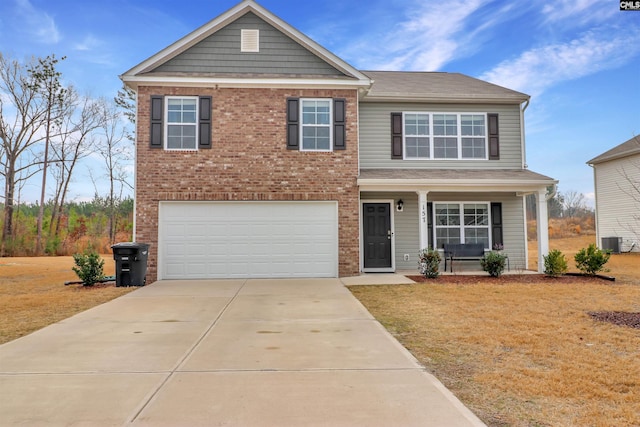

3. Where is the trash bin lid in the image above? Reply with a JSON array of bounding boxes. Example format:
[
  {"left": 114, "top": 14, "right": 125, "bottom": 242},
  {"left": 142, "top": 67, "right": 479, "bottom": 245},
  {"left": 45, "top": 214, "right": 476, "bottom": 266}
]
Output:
[{"left": 111, "top": 242, "right": 150, "bottom": 249}]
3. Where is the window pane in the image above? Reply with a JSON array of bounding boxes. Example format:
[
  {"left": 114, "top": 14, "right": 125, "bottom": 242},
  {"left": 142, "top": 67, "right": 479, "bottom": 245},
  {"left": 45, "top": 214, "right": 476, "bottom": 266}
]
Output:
[
  {"left": 436, "top": 228, "right": 461, "bottom": 248},
  {"left": 435, "top": 204, "right": 460, "bottom": 226},
  {"left": 462, "top": 138, "right": 485, "bottom": 159},
  {"left": 405, "top": 114, "right": 429, "bottom": 136},
  {"left": 461, "top": 115, "right": 485, "bottom": 136},
  {"left": 303, "top": 112, "right": 316, "bottom": 124},
  {"left": 183, "top": 111, "right": 196, "bottom": 123},
  {"left": 464, "top": 228, "right": 489, "bottom": 247},
  {"left": 434, "top": 114, "right": 457, "bottom": 136},
  {"left": 406, "top": 136, "right": 430, "bottom": 158},
  {"left": 434, "top": 137, "right": 458, "bottom": 158},
  {"left": 167, "top": 124, "right": 196, "bottom": 149},
  {"left": 464, "top": 204, "right": 488, "bottom": 226},
  {"left": 167, "top": 98, "right": 197, "bottom": 125}
]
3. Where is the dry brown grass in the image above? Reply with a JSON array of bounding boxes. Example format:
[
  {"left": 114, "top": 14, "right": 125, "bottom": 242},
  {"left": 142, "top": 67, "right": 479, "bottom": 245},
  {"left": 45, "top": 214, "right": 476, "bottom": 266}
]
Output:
[
  {"left": 350, "top": 238, "right": 640, "bottom": 426},
  {"left": 0, "top": 256, "right": 134, "bottom": 344}
]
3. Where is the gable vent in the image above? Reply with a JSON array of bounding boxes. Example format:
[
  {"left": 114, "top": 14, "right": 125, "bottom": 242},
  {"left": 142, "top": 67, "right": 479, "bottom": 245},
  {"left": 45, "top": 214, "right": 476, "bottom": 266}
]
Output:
[{"left": 241, "top": 29, "right": 259, "bottom": 52}]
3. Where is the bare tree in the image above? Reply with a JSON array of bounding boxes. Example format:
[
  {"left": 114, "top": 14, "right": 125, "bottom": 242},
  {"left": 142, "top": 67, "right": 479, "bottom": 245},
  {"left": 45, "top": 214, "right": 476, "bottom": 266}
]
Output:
[
  {"left": 562, "top": 190, "right": 588, "bottom": 218},
  {"left": 49, "top": 93, "right": 105, "bottom": 237},
  {"left": 0, "top": 54, "right": 49, "bottom": 252},
  {"left": 94, "top": 100, "right": 132, "bottom": 243},
  {"left": 114, "top": 83, "right": 135, "bottom": 141},
  {"left": 28, "top": 54, "right": 68, "bottom": 254}
]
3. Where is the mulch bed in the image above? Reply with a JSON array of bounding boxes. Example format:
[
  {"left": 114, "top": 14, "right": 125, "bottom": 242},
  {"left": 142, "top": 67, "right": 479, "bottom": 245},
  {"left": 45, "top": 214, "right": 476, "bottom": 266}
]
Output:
[{"left": 588, "top": 311, "right": 640, "bottom": 329}]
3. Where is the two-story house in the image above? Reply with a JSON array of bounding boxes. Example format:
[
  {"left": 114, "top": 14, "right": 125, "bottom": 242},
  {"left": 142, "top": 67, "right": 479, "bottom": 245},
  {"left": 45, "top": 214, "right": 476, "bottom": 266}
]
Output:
[{"left": 121, "top": 0, "right": 556, "bottom": 282}]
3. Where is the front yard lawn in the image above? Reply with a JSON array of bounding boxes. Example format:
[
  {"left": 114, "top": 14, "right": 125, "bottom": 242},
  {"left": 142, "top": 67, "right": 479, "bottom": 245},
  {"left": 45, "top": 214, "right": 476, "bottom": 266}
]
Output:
[{"left": 350, "top": 271, "right": 640, "bottom": 426}]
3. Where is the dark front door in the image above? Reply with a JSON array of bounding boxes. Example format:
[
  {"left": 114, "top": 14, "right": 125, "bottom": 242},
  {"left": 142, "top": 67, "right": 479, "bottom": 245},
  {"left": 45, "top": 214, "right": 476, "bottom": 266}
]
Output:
[{"left": 363, "top": 203, "right": 392, "bottom": 269}]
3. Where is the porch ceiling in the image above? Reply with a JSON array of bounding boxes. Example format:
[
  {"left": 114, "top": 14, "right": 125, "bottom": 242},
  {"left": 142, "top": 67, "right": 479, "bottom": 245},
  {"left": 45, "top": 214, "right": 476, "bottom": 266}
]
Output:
[{"left": 358, "top": 168, "right": 557, "bottom": 193}]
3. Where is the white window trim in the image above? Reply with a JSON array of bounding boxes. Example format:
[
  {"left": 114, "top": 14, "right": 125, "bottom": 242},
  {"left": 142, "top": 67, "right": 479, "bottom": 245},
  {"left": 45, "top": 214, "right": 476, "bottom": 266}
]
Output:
[
  {"left": 300, "top": 98, "right": 333, "bottom": 152},
  {"left": 165, "top": 96, "right": 199, "bottom": 151},
  {"left": 403, "top": 112, "right": 488, "bottom": 161},
  {"left": 433, "top": 201, "right": 492, "bottom": 249}
]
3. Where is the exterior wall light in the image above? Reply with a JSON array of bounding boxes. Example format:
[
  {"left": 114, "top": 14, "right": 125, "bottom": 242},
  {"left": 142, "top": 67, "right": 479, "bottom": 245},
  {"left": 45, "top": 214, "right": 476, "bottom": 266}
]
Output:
[{"left": 396, "top": 199, "right": 404, "bottom": 212}]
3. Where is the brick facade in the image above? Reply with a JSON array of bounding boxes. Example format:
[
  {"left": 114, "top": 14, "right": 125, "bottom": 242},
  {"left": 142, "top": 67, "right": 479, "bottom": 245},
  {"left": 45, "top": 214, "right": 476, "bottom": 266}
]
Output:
[{"left": 135, "top": 86, "right": 360, "bottom": 282}]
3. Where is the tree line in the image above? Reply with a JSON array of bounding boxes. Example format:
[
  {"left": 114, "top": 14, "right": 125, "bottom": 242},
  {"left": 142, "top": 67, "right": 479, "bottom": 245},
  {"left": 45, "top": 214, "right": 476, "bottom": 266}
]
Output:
[{"left": 0, "top": 53, "right": 135, "bottom": 256}]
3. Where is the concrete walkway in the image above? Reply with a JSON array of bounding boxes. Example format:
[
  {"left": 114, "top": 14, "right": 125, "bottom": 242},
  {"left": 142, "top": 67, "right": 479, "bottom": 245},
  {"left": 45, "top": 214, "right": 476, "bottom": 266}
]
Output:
[{"left": 0, "top": 278, "right": 485, "bottom": 426}]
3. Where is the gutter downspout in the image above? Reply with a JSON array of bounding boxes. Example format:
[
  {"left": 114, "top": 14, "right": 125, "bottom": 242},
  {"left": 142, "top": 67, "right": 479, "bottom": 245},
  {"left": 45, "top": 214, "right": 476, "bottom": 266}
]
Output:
[{"left": 520, "top": 99, "right": 530, "bottom": 169}]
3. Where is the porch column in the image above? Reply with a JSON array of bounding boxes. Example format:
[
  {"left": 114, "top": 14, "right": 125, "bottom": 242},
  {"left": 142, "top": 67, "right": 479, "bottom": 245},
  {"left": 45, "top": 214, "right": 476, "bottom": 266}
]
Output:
[
  {"left": 536, "top": 189, "right": 549, "bottom": 273},
  {"left": 417, "top": 191, "right": 429, "bottom": 250}
]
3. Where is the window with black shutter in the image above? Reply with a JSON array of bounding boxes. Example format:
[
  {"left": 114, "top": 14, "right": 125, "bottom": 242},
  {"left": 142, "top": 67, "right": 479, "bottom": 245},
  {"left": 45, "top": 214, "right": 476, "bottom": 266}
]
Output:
[{"left": 149, "top": 95, "right": 212, "bottom": 150}]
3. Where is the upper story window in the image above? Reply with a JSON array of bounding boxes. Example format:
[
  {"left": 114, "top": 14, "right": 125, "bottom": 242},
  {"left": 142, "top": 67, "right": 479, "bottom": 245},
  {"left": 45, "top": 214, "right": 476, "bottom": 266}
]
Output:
[
  {"left": 301, "top": 99, "right": 332, "bottom": 151},
  {"left": 166, "top": 97, "right": 198, "bottom": 150},
  {"left": 287, "top": 97, "right": 346, "bottom": 152},
  {"left": 150, "top": 95, "right": 211, "bottom": 150},
  {"left": 402, "top": 112, "right": 487, "bottom": 160}
]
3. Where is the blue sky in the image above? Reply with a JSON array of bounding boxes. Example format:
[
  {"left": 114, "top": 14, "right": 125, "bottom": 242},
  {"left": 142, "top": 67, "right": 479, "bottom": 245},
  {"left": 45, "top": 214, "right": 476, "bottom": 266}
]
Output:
[{"left": 1, "top": 0, "right": 639, "bottom": 204}]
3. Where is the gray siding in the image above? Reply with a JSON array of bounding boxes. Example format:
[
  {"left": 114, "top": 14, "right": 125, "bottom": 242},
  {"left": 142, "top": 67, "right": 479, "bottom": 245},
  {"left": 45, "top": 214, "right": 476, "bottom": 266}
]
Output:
[
  {"left": 594, "top": 155, "right": 640, "bottom": 252},
  {"left": 361, "top": 192, "right": 527, "bottom": 272},
  {"left": 359, "top": 102, "right": 523, "bottom": 169},
  {"left": 153, "top": 13, "right": 345, "bottom": 76}
]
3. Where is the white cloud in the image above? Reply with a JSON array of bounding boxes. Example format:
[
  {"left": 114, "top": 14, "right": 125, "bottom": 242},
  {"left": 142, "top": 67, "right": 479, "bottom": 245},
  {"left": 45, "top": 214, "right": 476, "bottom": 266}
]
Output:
[
  {"left": 541, "top": 0, "right": 614, "bottom": 25},
  {"left": 14, "top": 0, "right": 60, "bottom": 44},
  {"left": 74, "top": 35, "right": 101, "bottom": 52},
  {"left": 374, "top": 0, "right": 490, "bottom": 70},
  {"left": 336, "top": 0, "right": 526, "bottom": 71},
  {"left": 480, "top": 29, "right": 640, "bottom": 97}
]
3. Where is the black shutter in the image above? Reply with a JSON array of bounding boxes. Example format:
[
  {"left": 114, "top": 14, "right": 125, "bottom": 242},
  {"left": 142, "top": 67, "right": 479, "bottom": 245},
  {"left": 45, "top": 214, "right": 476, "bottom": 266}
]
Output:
[
  {"left": 199, "top": 96, "right": 212, "bottom": 149},
  {"left": 286, "top": 98, "right": 299, "bottom": 150},
  {"left": 333, "top": 98, "right": 346, "bottom": 150},
  {"left": 427, "top": 202, "right": 433, "bottom": 249},
  {"left": 491, "top": 202, "right": 503, "bottom": 248},
  {"left": 488, "top": 113, "right": 499, "bottom": 160},
  {"left": 391, "top": 112, "right": 403, "bottom": 159},
  {"left": 150, "top": 96, "right": 163, "bottom": 148}
]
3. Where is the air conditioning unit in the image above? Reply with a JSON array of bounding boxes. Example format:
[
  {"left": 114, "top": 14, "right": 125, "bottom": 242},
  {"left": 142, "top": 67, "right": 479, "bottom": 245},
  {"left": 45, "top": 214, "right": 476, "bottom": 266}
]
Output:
[{"left": 601, "top": 237, "right": 621, "bottom": 254}]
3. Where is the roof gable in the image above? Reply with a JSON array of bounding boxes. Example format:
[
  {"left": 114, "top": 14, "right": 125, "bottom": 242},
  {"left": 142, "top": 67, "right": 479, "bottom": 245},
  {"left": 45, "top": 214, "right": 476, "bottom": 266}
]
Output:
[
  {"left": 121, "top": 0, "right": 369, "bottom": 87},
  {"left": 588, "top": 136, "right": 640, "bottom": 165},
  {"left": 151, "top": 12, "right": 345, "bottom": 77}
]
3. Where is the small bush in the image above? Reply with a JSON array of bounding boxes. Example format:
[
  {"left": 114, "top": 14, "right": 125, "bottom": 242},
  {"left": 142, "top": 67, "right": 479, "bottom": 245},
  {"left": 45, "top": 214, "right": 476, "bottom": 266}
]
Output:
[
  {"left": 419, "top": 248, "right": 441, "bottom": 278},
  {"left": 544, "top": 249, "right": 568, "bottom": 277},
  {"left": 72, "top": 251, "right": 105, "bottom": 286},
  {"left": 575, "top": 244, "right": 611, "bottom": 276},
  {"left": 481, "top": 251, "right": 507, "bottom": 277}
]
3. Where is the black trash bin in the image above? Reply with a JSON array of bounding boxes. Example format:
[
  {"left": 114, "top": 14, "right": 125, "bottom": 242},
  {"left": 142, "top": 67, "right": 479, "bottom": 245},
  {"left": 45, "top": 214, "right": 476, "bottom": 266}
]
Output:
[{"left": 111, "top": 242, "right": 150, "bottom": 287}]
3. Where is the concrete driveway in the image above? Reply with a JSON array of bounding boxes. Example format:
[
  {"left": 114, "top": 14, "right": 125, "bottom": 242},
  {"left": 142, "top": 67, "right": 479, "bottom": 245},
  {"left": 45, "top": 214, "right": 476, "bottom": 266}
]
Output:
[{"left": 0, "top": 278, "right": 485, "bottom": 426}]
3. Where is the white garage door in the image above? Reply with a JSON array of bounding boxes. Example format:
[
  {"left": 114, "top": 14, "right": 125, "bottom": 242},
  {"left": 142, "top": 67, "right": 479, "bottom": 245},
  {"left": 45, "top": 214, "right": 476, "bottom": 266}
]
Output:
[{"left": 158, "top": 201, "right": 338, "bottom": 279}]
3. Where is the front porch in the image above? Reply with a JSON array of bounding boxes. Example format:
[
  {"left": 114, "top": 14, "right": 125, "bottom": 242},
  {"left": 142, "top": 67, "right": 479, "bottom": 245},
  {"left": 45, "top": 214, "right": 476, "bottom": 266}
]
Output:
[{"left": 358, "top": 169, "right": 558, "bottom": 274}]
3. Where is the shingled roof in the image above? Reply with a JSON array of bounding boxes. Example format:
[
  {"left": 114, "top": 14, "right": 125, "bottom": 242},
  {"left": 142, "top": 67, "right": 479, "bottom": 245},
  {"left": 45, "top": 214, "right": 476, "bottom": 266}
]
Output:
[
  {"left": 587, "top": 136, "right": 640, "bottom": 165},
  {"left": 361, "top": 71, "right": 530, "bottom": 103}
]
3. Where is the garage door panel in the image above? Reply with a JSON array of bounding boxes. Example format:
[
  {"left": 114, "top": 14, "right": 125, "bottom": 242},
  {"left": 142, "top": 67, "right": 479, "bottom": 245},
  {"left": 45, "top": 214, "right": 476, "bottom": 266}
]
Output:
[{"left": 159, "top": 201, "right": 338, "bottom": 279}]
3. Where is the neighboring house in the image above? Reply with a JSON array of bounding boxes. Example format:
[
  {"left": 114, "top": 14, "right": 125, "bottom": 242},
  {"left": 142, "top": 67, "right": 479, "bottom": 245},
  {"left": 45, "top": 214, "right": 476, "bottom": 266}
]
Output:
[
  {"left": 121, "top": 0, "right": 556, "bottom": 282},
  {"left": 587, "top": 136, "right": 640, "bottom": 253}
]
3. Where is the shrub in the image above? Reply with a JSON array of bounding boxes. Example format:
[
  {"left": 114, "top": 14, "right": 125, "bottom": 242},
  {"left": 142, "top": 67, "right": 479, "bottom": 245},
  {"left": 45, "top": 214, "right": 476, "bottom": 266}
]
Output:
[
  {"left": 481, "top": 251, "right": 507, "bottom": 277},
  {"left": 575, "top": 244, "right": 611, "bottom": 276},
  {"left": 419, "top": 248, "right": 441, "bottom": 278},
  {"left": 544, "top": 249, "right": 568, "bottom": 277},
  {"left": 72, "top": 251, "right": 105, "bottom": 286}
]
